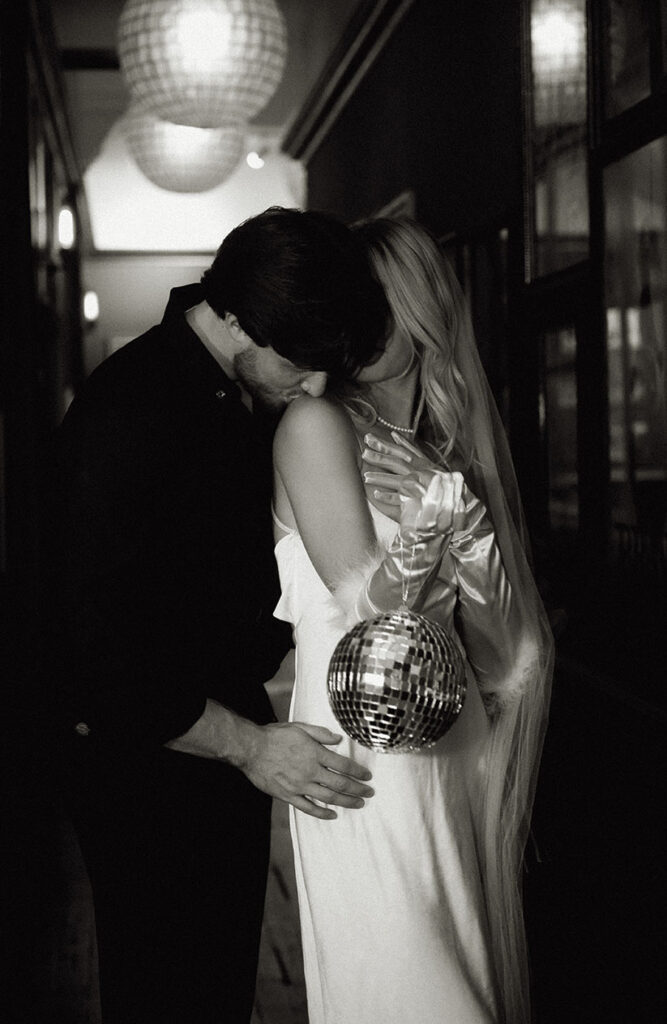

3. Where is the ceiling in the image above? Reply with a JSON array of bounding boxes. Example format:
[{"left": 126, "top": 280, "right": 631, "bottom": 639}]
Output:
[
  {"left": 49, "top": 1, "right": 362, "bottom": 251},
  {"left": 52, "top": 0, "right": 361, "bottom": 174}
]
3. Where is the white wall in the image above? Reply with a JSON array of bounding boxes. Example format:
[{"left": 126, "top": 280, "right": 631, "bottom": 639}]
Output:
[{"left": 82, "top": 254, "right": 210, "bottom": 375}]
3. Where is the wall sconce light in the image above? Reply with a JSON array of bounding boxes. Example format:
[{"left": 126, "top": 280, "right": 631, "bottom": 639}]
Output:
[
  {"left": 58, "top": 206, "right": 76, "bottom": 249},
  {"left": 83, "top": 290, "right": 100, "bottom": 323},
  {"left": 246, "top": 150, "right": 265, "bottom": 169}
]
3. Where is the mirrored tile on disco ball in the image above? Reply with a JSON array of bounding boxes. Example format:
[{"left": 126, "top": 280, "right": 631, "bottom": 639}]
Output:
[{"left": 328, "top": 608, "right": 466, "bottom": 752}]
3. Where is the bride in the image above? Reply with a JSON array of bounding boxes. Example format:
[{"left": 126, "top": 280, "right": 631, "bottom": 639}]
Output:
[{"left": 271, "top": 217, "right": 553, "bottom": 1024}]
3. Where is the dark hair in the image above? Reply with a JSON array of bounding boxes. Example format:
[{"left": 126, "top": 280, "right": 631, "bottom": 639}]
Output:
[{"left": 201, "top": 206, "right": 389, "bottom": 381}]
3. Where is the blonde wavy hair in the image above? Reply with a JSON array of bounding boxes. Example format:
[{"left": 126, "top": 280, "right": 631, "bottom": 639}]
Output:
[{"left": 347, "top": 216, "right": 473, "bottom": 471}]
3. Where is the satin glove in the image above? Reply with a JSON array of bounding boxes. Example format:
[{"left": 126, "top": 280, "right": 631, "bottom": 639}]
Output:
[
  {"left": 445, "top": 488, "right": 529, "bottom": 710},
  {"left": 337, "top": 434, "right": 467, "bottom": 623},
  {"left": 362, "top": 433, "right": 534, "bottom": 708},
  {"left": 362, "top": 432, "right": 465, "bottom": 533}
]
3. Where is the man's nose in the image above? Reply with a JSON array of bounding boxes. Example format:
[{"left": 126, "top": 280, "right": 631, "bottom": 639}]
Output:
[{"left": 301, "top": 371, "right": 328, "bottom": 398}]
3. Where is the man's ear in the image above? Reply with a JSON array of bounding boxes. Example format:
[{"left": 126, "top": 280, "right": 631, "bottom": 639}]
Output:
[{"left": 224, "top": 313, "right": 253, "bottom": 351}]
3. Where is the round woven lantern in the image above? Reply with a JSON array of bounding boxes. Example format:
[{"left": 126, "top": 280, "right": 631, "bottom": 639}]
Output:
[
  {"left": 328, "top": 609, "right": 467, "bottom": 753},
  {"left": 122, "top": 107, "right": 245, "bottom": 192},
  {"left": 117, "top": 0, "right": 287, "bottom": 128}
]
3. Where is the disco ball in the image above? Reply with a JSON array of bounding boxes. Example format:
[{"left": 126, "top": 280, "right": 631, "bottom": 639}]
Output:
[{"left": 327, "top": 608, "right": 466, "bottom": 753}]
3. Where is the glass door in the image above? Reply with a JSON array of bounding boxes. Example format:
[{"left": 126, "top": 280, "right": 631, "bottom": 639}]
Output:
[{"left": 604, "top": 136, "right": 667, "bottom": 572}]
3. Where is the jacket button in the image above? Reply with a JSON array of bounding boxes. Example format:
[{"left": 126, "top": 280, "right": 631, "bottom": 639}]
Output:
[{"left": 74, "top": 722, "right": 90, "bottom": 736}]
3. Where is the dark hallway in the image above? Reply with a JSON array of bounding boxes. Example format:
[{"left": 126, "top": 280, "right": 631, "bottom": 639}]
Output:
[{"left": 2, "top": 1, "right": 666, "bottom": 1022}]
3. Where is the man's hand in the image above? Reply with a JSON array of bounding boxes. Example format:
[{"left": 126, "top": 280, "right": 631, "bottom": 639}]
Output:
[
  {"left": 166, "top": 699, "right": 374, "bottom": 820},
  {"left": 237, "top": 719, "right": 374, "bottom": 820}
]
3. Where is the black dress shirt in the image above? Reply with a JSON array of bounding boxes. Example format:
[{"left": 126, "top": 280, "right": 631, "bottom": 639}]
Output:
[{"left": 44, "top": 284, "right": 291, "bottom": 753}]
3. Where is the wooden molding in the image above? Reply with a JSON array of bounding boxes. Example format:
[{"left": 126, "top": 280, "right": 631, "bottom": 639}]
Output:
[{"left": 282, "top": 0, "right": 416, "bottom": 164}]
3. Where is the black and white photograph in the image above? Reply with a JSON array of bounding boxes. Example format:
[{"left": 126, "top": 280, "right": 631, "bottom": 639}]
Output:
[{"left": 1, "top": 2, "right": 665, "bottom": 1022}]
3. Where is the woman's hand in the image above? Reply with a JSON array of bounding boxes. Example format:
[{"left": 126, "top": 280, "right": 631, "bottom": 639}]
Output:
[
  {"left": 362, "top": 432, "right": 465, "bottom": 534},
  {"left": 362, "top": 431, "right": 438, "bottom": 487},
  {"left": 362, "top": 431, "right": 435, "bottom": 521}
]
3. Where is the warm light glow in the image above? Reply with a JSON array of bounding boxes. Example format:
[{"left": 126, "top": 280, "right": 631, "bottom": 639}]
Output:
[
  {"left": 531, "top": 9, "right": 582, "bottom": 66},
  {"left": 84, "top": 119, "right": 306, "bottom": 251},
  {"left": 123, "top": 109, "right": 245, "bottom": 192},
  {"left": 83, "top": 290, "right": 100, "bottom": 322},
  {"left": 58, "top": 207, "right": 75, "bottom": 249},
  {"left": 246, "top": 151, "right": 265, "bottom": 170},
  {"left": 118, "top": 0, "right": 287, "bottom": 128},
  {"left": 174, "top": 8, "right": 233, "bottom": 75},
  {"left": 530, "top": 0, "right": 587, "bottom": 127},
  {"left": 626, "top": 308, "right": 642, "bottom": 349},
  {"left": 606, "top": 308, "right": 622, "bottom": 351}
]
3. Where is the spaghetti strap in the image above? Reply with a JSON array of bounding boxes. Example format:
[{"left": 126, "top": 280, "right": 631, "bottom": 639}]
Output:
[{"left": 271, "top": 503, "right": 295, "bottom": 536}]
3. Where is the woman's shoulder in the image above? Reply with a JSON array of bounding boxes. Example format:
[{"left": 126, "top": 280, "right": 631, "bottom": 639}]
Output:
[
  {"left": 274, "top": 395, "right": 356, "bottom": 459},
  {"left": 278, "top": 393, "right": 352, "bottom": 431}
]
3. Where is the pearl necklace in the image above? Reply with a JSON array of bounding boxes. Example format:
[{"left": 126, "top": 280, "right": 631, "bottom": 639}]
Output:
[{"left": 375, "top": 414, "right": 414, "bottom": 435}]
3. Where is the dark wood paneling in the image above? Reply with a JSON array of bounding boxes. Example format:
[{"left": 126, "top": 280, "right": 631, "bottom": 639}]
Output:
[{"left": 303, "top": 0, "right": 523, "bottom": 240}]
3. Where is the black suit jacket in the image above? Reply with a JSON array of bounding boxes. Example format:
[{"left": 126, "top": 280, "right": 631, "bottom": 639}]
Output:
[{"left": 44, "top": 284, "right": 291, "bottom": 754}]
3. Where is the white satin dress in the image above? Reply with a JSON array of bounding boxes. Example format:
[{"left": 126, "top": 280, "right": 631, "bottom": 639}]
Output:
[{"left": 273, "top": 502, "right": 498, "bottom": 1024}]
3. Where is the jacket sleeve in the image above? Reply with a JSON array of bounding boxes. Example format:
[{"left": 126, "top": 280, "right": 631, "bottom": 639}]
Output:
[{"left": 45, "top": 384, "right": 208, "bottom": 751}]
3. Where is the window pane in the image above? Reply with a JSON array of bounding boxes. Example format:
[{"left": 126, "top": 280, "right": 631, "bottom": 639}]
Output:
[
  {"left": 540, "top": 327, "right": 579, "bottom": 531},
  {"left": 603, "top": 0, "right": 651, "bottom": 119},
  {"left": 605, "top": 138, "right": 667, "bottom": 565},
  {"left": 530, "top": 0, "right": 589, "bottom": 276}
]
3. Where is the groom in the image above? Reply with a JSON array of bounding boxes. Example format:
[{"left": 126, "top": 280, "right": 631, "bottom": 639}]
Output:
[{"left": 43, "top": 207, "right": 388, "bottom": 1023}]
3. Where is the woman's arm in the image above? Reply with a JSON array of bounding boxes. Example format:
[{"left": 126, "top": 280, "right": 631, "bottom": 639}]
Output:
[
  {"left": 362, "top": 432, "right": 538, "bottom": 707},
  {"left": 275, "top": 409, "right": 457, "bottom": 624},
  {"left": 273, "top": 396, "right": 377, "bottom": 590}
]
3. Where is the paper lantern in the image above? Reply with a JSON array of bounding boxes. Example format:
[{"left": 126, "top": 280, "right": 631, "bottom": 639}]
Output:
[
  {"left": 122, "top": 108, "right": 245, "bottom": 192},
  {"left": 118, "top": 0, "right": 287, "bottom": 128},
  {"left": 328, "top": 609, "right": 466, "bottom": 753}
]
